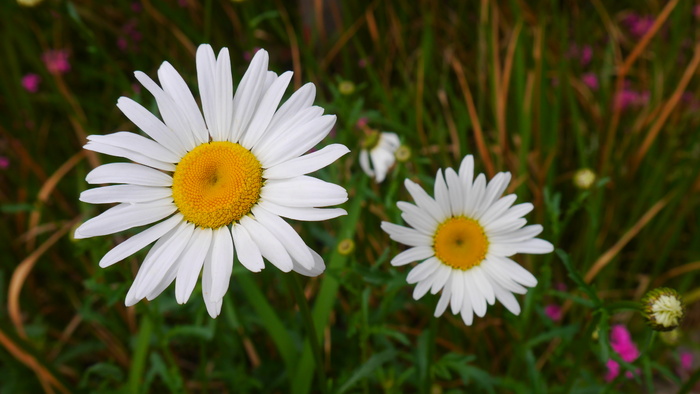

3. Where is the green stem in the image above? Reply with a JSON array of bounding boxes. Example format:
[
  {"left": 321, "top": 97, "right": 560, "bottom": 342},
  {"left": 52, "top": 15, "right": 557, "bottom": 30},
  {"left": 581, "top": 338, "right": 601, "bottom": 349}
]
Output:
[
  {"left": 603, "top": 300, "right": 641, "bottom": 313},
  {"left": 128, "top": 313, "right": 153, "bottom": 394},
  {"left": 289, "top": 274, "right": 327, "bottom": 394}
]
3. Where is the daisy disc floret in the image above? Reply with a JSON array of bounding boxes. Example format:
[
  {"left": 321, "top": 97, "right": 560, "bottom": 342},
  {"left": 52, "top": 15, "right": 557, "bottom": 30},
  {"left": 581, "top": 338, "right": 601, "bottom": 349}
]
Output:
[
  {"left": 75, "top": 45, "right": 349, "bottom": 318},
  {"left": 381, "top": 155, "right": 554, "bottom": 325}
]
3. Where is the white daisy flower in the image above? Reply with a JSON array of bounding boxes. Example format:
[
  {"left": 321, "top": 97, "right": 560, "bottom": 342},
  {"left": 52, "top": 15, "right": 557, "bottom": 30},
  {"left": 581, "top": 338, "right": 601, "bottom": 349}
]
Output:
[
  {"left": 359, "top": 131, "right": 400, "bottom": 183},
  {"left": 76, "top": 45, "right": 349, "bottom": 318},
  {"left": 380, "top": 155, "right": 553, "bottom": 325}
]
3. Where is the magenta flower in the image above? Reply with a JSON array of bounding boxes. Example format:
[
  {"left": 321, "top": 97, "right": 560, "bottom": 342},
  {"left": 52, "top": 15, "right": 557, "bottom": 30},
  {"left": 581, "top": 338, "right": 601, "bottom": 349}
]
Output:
[
  {"left": 42, "top": 50, "right": 70, "bottom": 75},
  {"left": 582, "top": 73, "right": 598, "bottom": 90},
  {"left": 680, "top": 351, "right": 693, "bottom": 372},
  {"left": 0, "top": 156, "right": 9, "bottom": 169},
  {"left": 355, "top": 117, "right": 369, "bottom": 130},
  {"left": 615, "top": 86, "right": 649, "bottom": 111},
  {"left": 605, "top": 325, "right": 640, "bottom": 382},
  {"left": 544, "top": 304, "right": 562, "bottom": 321},
  {"left": 624, "top": 14, "right": 655, "bottom": 39},
  {"left": 580, "top": 45, "right": 593, "bottom": 67},
  {"left": 21, "top": 73, "right": 41, "bottom": 93}
]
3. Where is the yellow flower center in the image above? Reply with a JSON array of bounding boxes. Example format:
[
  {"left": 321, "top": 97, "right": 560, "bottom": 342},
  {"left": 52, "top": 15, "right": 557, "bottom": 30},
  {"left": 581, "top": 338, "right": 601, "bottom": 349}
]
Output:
[
  {"left": 172, "top": 141, "right": 263, "bottom": 229},
  {"left": 433, "top": 216, "right": 489, "bottom": 270}
]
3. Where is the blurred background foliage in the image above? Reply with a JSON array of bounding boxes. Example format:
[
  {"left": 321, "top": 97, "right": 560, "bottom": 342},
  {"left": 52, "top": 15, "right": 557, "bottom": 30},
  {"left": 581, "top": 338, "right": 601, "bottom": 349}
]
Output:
[{"left": 1, "top": 0, "right": 700, "bottom": 392}]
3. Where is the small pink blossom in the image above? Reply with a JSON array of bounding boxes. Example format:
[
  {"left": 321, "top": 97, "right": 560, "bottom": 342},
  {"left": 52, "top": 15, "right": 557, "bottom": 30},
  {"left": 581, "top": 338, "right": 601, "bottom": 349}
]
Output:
[
  {"left": 544, "top": 304, "right": 562, "bottom": 321},
  {"left": 42, "top": 50, "right": 70, "bottom": 75},
  {"left": 582, "top": 73, "right": 598, "bottom": 90},
  {"left": 554, "top": 282, "right": 568, "bottom": 292},
  {"left": 355, "top": 117, "right": 369, "bottom": 130},
  {"left": 615, "top": 86, "right": 649, "bottom": 111},
  {"left": 131, "top": 1, "right": 142, "bottom": 12},
  {"left": 624, "top": 14, "right": 655, "bottom": 39},
  {"left": 695, "top": 5, "right": 700, "bottom": 19},
  {"left": 21, "top": 73, "right": 41, "bottom": 93},
  {"left": 0, "top": 156, "right": 9, "bottom": 169},
  {"left": 579, "top": 45, "right": 593, "bottom": 66},
  {"left": 680, "top": 351, "right": 693, "bottom": 372},
  {"left": 605, "top": 325, "right": 640, "bottom": 382}
]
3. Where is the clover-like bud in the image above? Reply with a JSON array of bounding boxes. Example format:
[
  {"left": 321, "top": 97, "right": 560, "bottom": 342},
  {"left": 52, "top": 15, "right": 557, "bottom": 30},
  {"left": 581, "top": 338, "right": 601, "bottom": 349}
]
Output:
[{"left": 641, "top": 287, "right": 685, "bottom": 331}]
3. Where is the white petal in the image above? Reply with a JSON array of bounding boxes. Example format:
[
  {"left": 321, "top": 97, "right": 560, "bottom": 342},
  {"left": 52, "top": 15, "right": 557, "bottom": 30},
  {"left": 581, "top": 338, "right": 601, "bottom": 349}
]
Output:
[
  {"left": 213, "top": 48, "right": 234, "bottom": 142},
  {"left": 258, "top": 115, "right": 337, "bottom": 168},
  {"left": 471, "top": 266, "right": 496, "bottom": 305},
  {"left": 98, "top": 214, "right": 183, "bottom": 268},
  {"left": 481, "top": 258, "right": 528, "bottom": 294},
  {"left": 157, "top": 61, "right": 208, "bottom": 145},
  {"left": 116, "top": 96, "right": 186, "bottom": 156},
  {"left": 85, "top": 142, "right": 175, "bottom": 172},
  {"left": 492, "top": 281, "right": 521, "bottom": 315},
  {"left": 460, "top": 300, "right": 475, "bottom": 326},
  {"left": 369, "top": 147, "right": 394, "bottom": 183},
  {"left": 175, "top": 227, "right": 213, "bottom": 304},
  {"left": 231, "top": 224, "right": 264, "bottom": 272},
  {"left": 265, "top": 83, "right": 316, "bottom": 135},
  {"left": 231, "top": 49, "right": 269, "bottom": 142},
  {"left": 241, "top": 71, "right": 293, "bottom": 149},
  {"left": 80, "top": 185, "right": 172, "bottom": 204},
  {"left": 478, "top": 194, "right": 518, "bottom": 224},
  {"left": 208, "top": 226, "right": 235, "bottom": 301},
  {"left": 464, "top": 271, "right": 487, "bottom": 317},
  {"left": 404, "top": 179, "right": 447, "bottom": 223},
  {"left": 510, "top": 238, "right": 554, "bottom": 254},
  {"left": 434, "top": 278, "right": 452, "bottom": 317},
  {"left": 87, "top": 132, "right": 180, "bottom": 163},
  {"left": 201, "top": 242, "right": 224, "bottom": 318},
  {"left": 489, "top": 224, "right": 543, "bottom": 243},
  {"left": 261, "top": 176, "right": 347, "bottom": 208},
  {"left": 483, "top": 203, "right": 533, "bottom": 233},
  {"left": 406, "top": 257, "right": 439, "bottom": 284},
  {"left": 390, "top": 246, "right": 434, "bottom": 266},
  {"left": 397, "top": 201, "right": 439, "bottom": 235},
  {"left": 292, "top": 247, "right": 326, "bottom": 277},
  {"left": 359, "top": 149, "right": 374, "bottom": 178},
  {"left": 450, "top": 271, "right": 464, "bottom": 314},
  {"left": 476, "top": 172, "right": 510, "bottom": 214},
  {"left": 251, "top": 205, "right": 314, "bottom": 269},
  {"left": 264, "top": 144, "right": 349, "bottom": 179},
  {"left": 412, "top": 278, "right": 433, "bottom": 300},
  {"left": 204, "top": 298, "right": 223, "bottom": 318},
  {"left": 86, "top": 163, "right": 172, "bottom": 186},
  {"left": 445, "top": 168, "right": 464, "bottom": 217},
  {"left": 497, "top": 256, "right": 538, "bottom": 287},
  {"left": 125, "top": 222, "right": 194, "bottom": 305},
  {"left": 75, "top": 200, "right": 176, "bottom": 239},
  {"left": 458, "top": 155, "right": 474, "bottom": 188},
  {"left": 430, "top": 264, "right": 451, "bottom": 295},
  {"left": 134, "top": 71, "right": 195, "bottom": 149},
  {"left": 254, "top": 106, "right": 325, "bottom": 158},
  {"left": 464, "top": 174, "right": 486, "bottom": 217},
  {"left": 433, "top": 169, "right": 451, "bottom": 218},
  {"left": 380, "top": 222, "right": 433, "bottom": 247},
  {"left": 485, "top": 218, "right": 527, "bottom": 235},
  {"left": 257, "top": 200, "right": 346, "bottom": 221},
  {"left": 240, "top": 216, "right": 293, "bottom": 272}
]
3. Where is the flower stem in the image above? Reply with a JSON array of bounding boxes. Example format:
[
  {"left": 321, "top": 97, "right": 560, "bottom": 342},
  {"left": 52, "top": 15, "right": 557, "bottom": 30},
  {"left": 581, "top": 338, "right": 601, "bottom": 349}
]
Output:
[
  {"left": 604, "top": 300, "right": 641, "bottom": 312},
  {"left": 289, "top": 274, "right": 327, "bottom": 393}
]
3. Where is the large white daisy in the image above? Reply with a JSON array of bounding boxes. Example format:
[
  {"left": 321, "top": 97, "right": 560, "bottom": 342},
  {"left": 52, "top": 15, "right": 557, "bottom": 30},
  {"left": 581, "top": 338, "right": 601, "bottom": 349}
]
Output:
[
  {"left": 76, "top": 45, "right": 349, "bottom": 318},
  {"left": 381, "top": 155, "right": 553, "bottom": 325}
]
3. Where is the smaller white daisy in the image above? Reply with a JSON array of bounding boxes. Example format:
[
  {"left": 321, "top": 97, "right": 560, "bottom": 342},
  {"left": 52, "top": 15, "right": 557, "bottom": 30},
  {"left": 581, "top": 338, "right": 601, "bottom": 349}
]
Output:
[
  {"left": 359, "top": 131, "right": 400, "bottom": 183},
  {"left": 381, "top": 155, "right": 554, "bottom": 325}
]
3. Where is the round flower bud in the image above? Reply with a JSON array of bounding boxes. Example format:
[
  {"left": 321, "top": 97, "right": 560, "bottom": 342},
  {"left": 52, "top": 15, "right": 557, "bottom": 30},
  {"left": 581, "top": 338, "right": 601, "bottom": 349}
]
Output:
[
  {"left": 337, "top": 238, "right": 355, "bottom": 255},
  {"left": 641, "top": 287, "right": 685, "bottom": 331},
  {"left": 573, "top": 168, "right": 596, "bottom": 190}
]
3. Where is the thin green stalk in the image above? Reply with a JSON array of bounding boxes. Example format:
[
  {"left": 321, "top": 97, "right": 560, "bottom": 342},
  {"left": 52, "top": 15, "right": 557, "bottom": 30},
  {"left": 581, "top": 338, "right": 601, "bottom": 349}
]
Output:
[
  {"left": 128, "top": 314, "right": 153, "bottom": 394},
  {"left": 289, "top": 275, "right": 328, "bottom": 394}
]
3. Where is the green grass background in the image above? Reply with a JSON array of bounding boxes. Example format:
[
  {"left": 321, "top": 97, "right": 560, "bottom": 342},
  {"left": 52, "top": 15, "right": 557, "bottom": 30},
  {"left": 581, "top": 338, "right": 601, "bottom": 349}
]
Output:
[{"left": 1, "top": 0, "right": 699, "bottom": 392}]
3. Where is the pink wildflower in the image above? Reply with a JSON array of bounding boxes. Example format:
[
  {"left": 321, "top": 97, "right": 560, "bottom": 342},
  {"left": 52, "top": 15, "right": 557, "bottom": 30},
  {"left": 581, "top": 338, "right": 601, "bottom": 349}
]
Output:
[
  {"left": 42, "top": 50, "right": 70, "bottom": 75},
  {"left": 21, "top": 73, "right": 41, "bottom": 93},
  {"left": 582, "top": 73, "right": 598, "bottom": 90},
  {"left": 624, "top": 14, "right": 655, "bottom": 39},
  {"left": 0, "top": 156, "right": 9, "bottom": 169},
  {"left": 680, "top": 351, "right": 693, "bottom": 372},
  {"left": 356, "top": 117, "right": 369, "bottom": 130},
  {"left": 580, "top": 45, "right": 593, "bottom": 66},
  {"left": 131, "top": 1, "right": 142, "bottom": 12},
  {"left": 544, "top": 304, "right": 562, "bottom": 321},
  {"left": 615, "top": 86, "right": 649, "bottom": 111},
  {"left": 605, "top": 325, "right": 640, "bottom": 382},
  {"left": 695, "top": 5, "right": 700, "bottom": 19}
]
